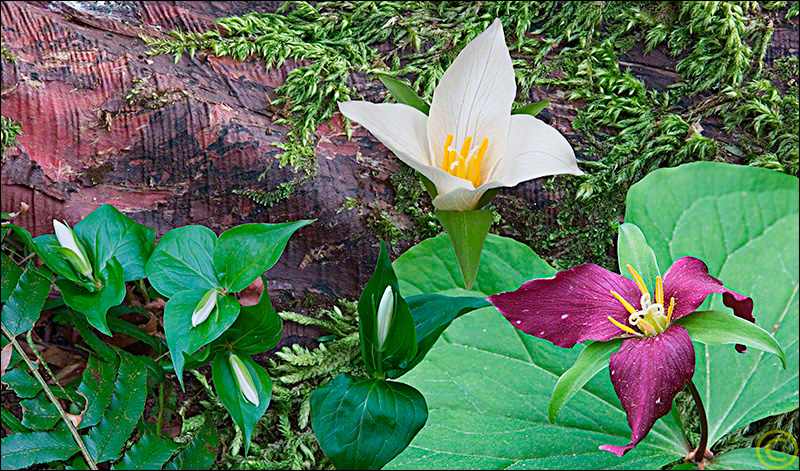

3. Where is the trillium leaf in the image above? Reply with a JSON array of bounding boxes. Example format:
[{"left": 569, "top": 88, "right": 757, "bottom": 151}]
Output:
[
  {"left": 675, "top": 310, "right": 786, "bottom": 368},
  {"left": 56, "top": 257, "right": 125, "bottom": 336},
  {"left": 511, "top": 99, "right": 550, "bottom": 117},
  {"left": 164, "top": 290, "right": 241, "bottom": 389},
  {"left": 617, "top": 222, "right": 660, "bottom": 293},
  {"left": 377, "top": 75, "right": 431, "bottom": 115},
  {"left": 217, "top": 275, "right": 282, "bottom": 355},
  {"left": 145, "top": 226, "right": 220, "bottom": 298},
  {"left": 310, "top": 373, "right": 428, "bottom": 470},
  {"left": 2, "top": 264, "right": 52, "bottom": 337},
  {"left": 211, "top": 351, "right": 271, "bottom": 455},
  {"left": 213, "top": 220, "right": 312, "bottom": 293},
  {"left": 706, "top": 447, "right": 800, "bottom": 470},
  {"left": 32, "top": 234, "right": 96, "bottom": 292},
  {"left": 626, "top": 161, "right": 799, "bottom": 447},
  {"left": 73, "top": 204, "right": 155, "bottom": 282},
  {"left": 548, "top": 339, "right": 623, "bottom": 424},
  {"left": 434, "top": 209, "right": 494, "bottom": 291}
]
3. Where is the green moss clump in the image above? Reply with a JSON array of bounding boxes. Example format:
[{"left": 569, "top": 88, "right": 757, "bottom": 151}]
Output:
[{"left": 1, "top": 116, "right": 22, "bottom": 156}]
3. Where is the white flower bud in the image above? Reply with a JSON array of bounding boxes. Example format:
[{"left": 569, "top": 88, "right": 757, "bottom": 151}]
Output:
[
  {"left": 376, "top": 285, "right": 394, "bottom": 351},
  {"left": 53, "top": 219, "right": 93, "bottom": 278},
  {"left": 229, "top": 354, "right": 259, "bottom": 406},
  {"left": 191, "top": 290, "right": 218, "bottom": 327}
]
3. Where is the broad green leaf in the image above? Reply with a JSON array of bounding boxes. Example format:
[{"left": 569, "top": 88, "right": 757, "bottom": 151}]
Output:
[
  {"left": 0, "top": 429, "right": 78, "bottom": 470},
  {"left": 32, "top": 234, "right": 96, "bottom": 292},
  {"left": 77, "top": 354, "right": 117, "bottom": 429},
  {"left": 625, "top": 161, "right": 799, "bottom": 447},
  {"left": 676, "top": 310, "right": 786, "bottom": 368},
  {"left": 165, "top": 412, "right": 218, "bottom": 470},
  {"left": 2, "top": 407, "right": 31, "bottom": 433},
  {"left": 548, "top": 339, "right": 623, "bottom": 423},
  {"left": 388, "top": 294, "right": 491, "bottom": 377},
  {"left": 21, "top": 392, "right": 61, "bottom": 430},
  {"left": 1, "top": 252, "right": 23, "bottom": 303},
  {"left": 213, "top": 220, "right": 312, "bottom": 293},
  {"left": 511, "top": 100, "right": 550, "bottom": 117},
  {"left": 358, "top": 242, "right": 417, "bottom": 377},
  {"left": 435, "top": 209, "right": 493, "bottom": 291},
  {"left": 111, "top": 434, "right": 179, "bottom": 470},
  {"left": 311, "top": 374, "right": 428, "bottom": 470},
  {"left": 378, "top": 75, "right": 430, "bottom": 115},
  {"left": 2, "top": 367, "right": 42, "bottom": 398},
  {"left": 74, "top": 204, "right": 155, "bottom": 282},
  {"left": 2, "top": 264, "right": 52, "bottom": 337},
  {"left": 217, "top": 276, "right": 282, "bottom": 354},
  {"left": 388, "top": 234, "right": 688, "bottom": 469},
  {"left": 211, "top": 351, "right": 271, "bottom": 454},
  {"left": 419, "top": 174, "right": 438, "bottom": 199},
  {"left": 56, "top": 258, "right": 125, "bottom": 336},
  {"left": 85, "top": 352, "right": 147, "bottom": 463},
  {"left": 707, "top": 447, "right": 799, "bottom": 470},
  {"left": 165, "top": 290, "right": 241, "bottom": 389},
  {"left": 617, "top": 222, "right": 660, "bottom": 293},
  {"left": 145, "top": 226, "right": 220, "bottom": 298}
]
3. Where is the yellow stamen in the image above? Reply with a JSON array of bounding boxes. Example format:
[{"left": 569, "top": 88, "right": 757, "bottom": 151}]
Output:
[
  {"left": 608, "top": 316, "right": 637, "bottom": 335},
  {"left": 441, "top": 134, "right": 454, "bottom": 171},
  {"left": 666, "top": 297, "right": 675, "bottom": 324},
  {"left": 638, "top": 318, "right": 657, "bottom": 335},
  {"left": 466, "top": 158, "right": 476, "bottom": 186},
  {"left": 655, "top": 276, "right": 664, "bottom": 305},
  {"left": 472, "top": 138, "right": 488, "bottom": 187},
  {"left": 626, "top": 264, "right": 649, "bottom": 296},
  {"left": 460, "top": 136, "right": 473, "bottom": 159},
  {"left": 448, "top": 150, "right": 457, "bottom": 175},
  {"left": 610, "top": 290, "right": 637, "bottom": 314},
  {"left": 456, "top": 155, "right": 466, "bottom": 178}
]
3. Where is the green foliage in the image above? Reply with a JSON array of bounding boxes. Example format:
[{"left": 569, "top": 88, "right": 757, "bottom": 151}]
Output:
[{"left": 1, "top": 115, "right": 21, "bottom": 155}]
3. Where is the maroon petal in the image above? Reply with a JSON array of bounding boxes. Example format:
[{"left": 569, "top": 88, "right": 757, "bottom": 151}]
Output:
[
  {"left": 600, "top": 324, "right": 695, "bottom": 457},
  {"left": 487, "top": 264, "right": 642, "bottom": 349},
  {"left": 663, "top": 257, "right": 754, "bottom": 352}
]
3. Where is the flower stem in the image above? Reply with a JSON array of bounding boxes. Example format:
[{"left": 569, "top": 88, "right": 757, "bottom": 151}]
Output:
[
  {"left": 156, "top": 382, "right": 165, "bottom": 436},
  {"left": 2, "top": 323, "right": 98, "bottom": 470},
  {"left": 686, "top": 380, "right": 709, "bottom": 464}
]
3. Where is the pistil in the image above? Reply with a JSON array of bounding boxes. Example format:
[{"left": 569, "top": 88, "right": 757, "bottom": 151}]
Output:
[
  {"left": 608, "top": 265, "right": 676, "bottom": 337},
  {"left": 441, "top": 134, "right": 488, "bottom": 187}
]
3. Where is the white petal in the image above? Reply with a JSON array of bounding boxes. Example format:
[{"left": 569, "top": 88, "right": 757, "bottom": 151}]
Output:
[
  {"left": 432, "top": 183, "right": 501, "bottom": 211},
  {"left": 376, "top": 285, "right": 394, "bottom": 351},
  {"left": 338, "top": 101, "right": 471, "bottom": 195},
  {"left": 53, "top": 219, "right": 91, "bottom": 271},
  {"left": 191, "top": 291, "right": 217, "bottom": 327},
  {"left": 230, "top": 355, "right": 259, "bottom": 406},
  {"left": 486, "top": 114, "right": 583, "bottom": 186},
  {"left": 427, "top": 18, "right": 516, "bottom": 176}
]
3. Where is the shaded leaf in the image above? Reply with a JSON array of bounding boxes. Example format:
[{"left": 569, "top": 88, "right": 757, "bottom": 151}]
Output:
[
  {"left": 435, "top": 209, "right": 493, "bottom": 291},
  {"left": 1, "top": 252, "right": 23, "bottom": 303},
  {"left": 0, "top": 429, "right": 77, "bottom": 470},
  {"left": 2, "top": 367, "right": 42, "bottom": 398},
  {"left": 77, "top": 354, "right": 117, "bottom": 429},
  {"left": 378, "top": 75, "right": 430, "bottom": 115},
  {"left": 20, "top": 392, "right": 61, "bottom": 430},
  {"left": 2, "top": 264, "right": 52, "bottom": 337},
  {"left": 165, "top": 412, "right": 219, "bottom": 470},
  {"left": 511, "top": 100, "right": 549, "bottom": 117},
  {"left": 57, "top": 258, "right": 125, "bottom": 336},
  {"left": 145, "top": 226, "right": 220, "bottom": 298},
  {"left": 111, "top": 434, "right": 179, "bottom": 470},
  {"left": 217, "top": 276, "right": 282, "bottom": 354}
]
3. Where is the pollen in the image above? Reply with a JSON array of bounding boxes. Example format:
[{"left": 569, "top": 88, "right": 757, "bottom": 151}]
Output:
[
  {"left": 608, "top": 316, "right": 638, "bottom": 335},
  {"left": 626, "top": 264, "right": 649, "bottom": 296},
  {"left": 441, "top": 135, "right": 488, "bottom": 188}
]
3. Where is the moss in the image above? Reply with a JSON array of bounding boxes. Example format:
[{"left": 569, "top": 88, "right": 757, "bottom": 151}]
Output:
[{"left": 1, "top": 116, "right": 22, "bottom": 157}]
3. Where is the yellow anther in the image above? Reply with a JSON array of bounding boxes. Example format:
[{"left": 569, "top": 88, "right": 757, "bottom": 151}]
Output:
[
  {"left": 610, "top": 290, "right": 637, "bottom": 314},
  {"left": 666, "top": 297, "right": 675, "bottom": 324},
  {"left": 638, "top": 318, "right": 657, "bottom": 335},
  {"left": 456, "top": 155, "right": 466, "bottom": 178},
  {"left": 460, "top": 136, "right": 473, "bottom": 159},
  {"left": 608, "top": 316, "right": 637, "bottom": 335},
  {"left": 441, "top": 134, "right": 454, "bottom": 171},
  {"left": 655, "top": 276, "right": 664, "bottom": 306},
  {"left": 626, "top": 264, "right": 649, "bottom": 296},
  {"left": 448, "top": 150, "right": 457, "bottom": 176},
  {"left": 466, "top": 158, "right": 476, "bottom": 186},
  {"left": 472, "top": 138, "right": 488, "bottom": 187}
]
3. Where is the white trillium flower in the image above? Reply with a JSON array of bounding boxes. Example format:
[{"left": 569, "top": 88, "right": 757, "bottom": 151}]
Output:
[
  {"left": 229, "top": 354, "right": 259, "bottom": 406},
  {"left": 191, "top": 289, "right": 218, "bottom": 327},
  {"left": 376, "top": 285, "right": 394, "bottom": 351},
  {"left": 52, "top": 219, "right": 93, "bottom": 278},
  {"left": 338, "top": 19, "right": 582, "bottom": 211}
]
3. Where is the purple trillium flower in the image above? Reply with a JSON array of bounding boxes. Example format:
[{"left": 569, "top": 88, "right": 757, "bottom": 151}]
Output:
[{"left": 487, "top": 256, "right": 754, "bottom": 457}]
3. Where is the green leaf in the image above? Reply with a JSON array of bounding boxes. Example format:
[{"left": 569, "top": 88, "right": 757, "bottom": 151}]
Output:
[
  {"left": 0, "top": 429, "right": 78, "bottom": 470},
  {"left": 311, "top": 374, "right": 428, "bottom": 470},
  {"left": 2, "top": 264, "right": 52, "bottom": 337},
  {"left": 1, "top": 252, "right": 23, "bottom": 303},
  {"left": 2, "top": 407, "right": 31, "bottom": 433},
  {"left": 387, "top": 234, "right": 688, "bottom": 469},
  {"left": 388, "top": 294, "right": 490, "bottom": 378},
  {"left": 32, "top": 235, "right": 96, "bottom": 292},
  {"left": 419, "top": 174, "right": 438, "bottom": 199},
  {"left": 707, "top": 447, "right": 799, "bottom": 470},
  {"left": 211, "top": 351, "right": 271, "bottom": 454},
  {"left": 67, "top": 308, "right": 118, "bottom": 365},
  {"left": 56, "top": 257, "right": 125, "bottom": 336},
  {"left": 625, "top": 161, "right": 799, "bottom": 446},
  {"left": 511, "top": 99, "right": 550, "bottom": 117},
  {"left": 217, "top": 276, "right": 282, "bottom": 354},
  {"left": 85, "top": 352, "right": 147, "bottom": 463},
  {"left": 676, "top": 310, "right": 786, "bottom": 368},
  {"left": 358, "top": 242, "right": 417, "bottom": 377},
  {"left": 165, "top": 412, "right": 218, "bottom": 470},
  {"left": 548, "top": 339, "right": 623, "bottom": 423},
  {"left": 213, "top": 220, "right": 312, "bottom": 293},
  {"left": 377, "top": 76, "right": 430, "bottom": 115},
  {"left": 77, "top": 354, "right": 117, "bottom": 429},
  {"left": 74, "top": 204, "right": 155, "bottom": 282},
  {"left": 617, "top": 222, "right": 660, "bottom": 293},
  {"left": 165, "top": 290, "right": 241, "bottom": 389},
  {"left": 21, "top": 392, "right": 61, "bottom": 430},
  {"left": 2, "top": 367, "right": 42, "bottom": 398},
  {"left": 434, "top": 209, "right": 493, "bottom": 291},
  {"left": 111, "top": 434, "right": 179, "bottom": 470},
  {"left": 145, "top": 226, "right": 220, "bottom": 298}
]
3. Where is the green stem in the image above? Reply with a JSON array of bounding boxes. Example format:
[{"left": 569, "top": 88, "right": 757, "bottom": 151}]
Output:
[
  {"left": 2, "top": 323, "right": 98, "bottom": 470},
  {"left": 156, "top": 383, "right": 165, "bottom": 437},
  {"left": 137, "top": 279, "right": 151, "bottom": 304},
  {"left": 687, "top": 380, "right": 710, "bottom": 463},
  {"left": 26, "top": 330, "right": 78, "bottom": 406}
]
